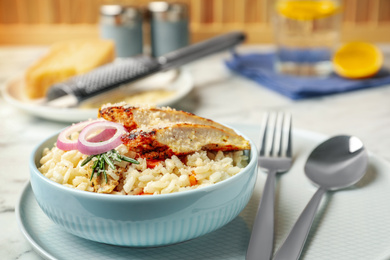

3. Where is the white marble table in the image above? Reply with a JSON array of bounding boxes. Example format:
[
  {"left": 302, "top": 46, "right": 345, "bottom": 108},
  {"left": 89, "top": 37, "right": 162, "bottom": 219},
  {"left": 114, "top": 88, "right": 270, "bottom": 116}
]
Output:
[{"left": 1, "top": 45, "right": 390, "bottom": 259}]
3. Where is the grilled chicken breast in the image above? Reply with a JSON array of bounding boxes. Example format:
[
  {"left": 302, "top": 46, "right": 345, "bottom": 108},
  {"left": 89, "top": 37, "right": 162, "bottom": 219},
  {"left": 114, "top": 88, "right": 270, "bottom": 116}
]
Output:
[
  {"left": 99, "top": 103, "right": 237, "bottom": 135},
  {"left": 122, "top": 123, "right": 251, "bottom": 159}
]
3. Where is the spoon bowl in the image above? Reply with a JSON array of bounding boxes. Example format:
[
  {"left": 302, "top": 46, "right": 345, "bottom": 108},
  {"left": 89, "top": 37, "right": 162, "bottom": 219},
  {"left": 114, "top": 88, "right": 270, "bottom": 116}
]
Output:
[{"left": 305, "top": 135, "right": 368, "bottom": 190}]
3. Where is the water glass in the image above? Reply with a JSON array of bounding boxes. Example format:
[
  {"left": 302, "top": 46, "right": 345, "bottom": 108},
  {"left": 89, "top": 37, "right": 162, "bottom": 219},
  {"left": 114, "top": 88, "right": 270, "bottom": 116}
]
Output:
[{"left": 272, "top": 0, "right": 342, "bottom": 76}]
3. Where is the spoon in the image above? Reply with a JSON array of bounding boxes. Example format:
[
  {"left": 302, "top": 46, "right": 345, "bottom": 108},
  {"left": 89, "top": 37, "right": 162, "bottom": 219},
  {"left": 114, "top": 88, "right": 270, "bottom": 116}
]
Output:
[{"left": 273, "top": 135, "right": 368, "bottom": 260}]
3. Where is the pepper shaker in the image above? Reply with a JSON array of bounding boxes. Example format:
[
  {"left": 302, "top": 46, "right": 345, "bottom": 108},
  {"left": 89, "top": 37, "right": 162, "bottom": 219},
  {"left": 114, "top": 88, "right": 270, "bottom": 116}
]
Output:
[
  {"left": 100, "top": 5, "right": 144, "bottom": 58},
  {"left": 148, "top": 2, "right": 189, "bottom": 57}
]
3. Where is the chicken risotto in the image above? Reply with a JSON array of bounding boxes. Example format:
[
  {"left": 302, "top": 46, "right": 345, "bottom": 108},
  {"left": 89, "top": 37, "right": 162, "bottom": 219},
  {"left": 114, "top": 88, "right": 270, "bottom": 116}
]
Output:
[{"left": 39, "top": 103, "right": 251, "bottom": 195}]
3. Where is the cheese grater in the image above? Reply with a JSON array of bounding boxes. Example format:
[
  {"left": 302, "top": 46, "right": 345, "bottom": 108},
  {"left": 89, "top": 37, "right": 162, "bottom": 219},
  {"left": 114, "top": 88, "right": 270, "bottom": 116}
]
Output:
[{"left": 46, "top": 31, "right": 246, "bottom": 108}]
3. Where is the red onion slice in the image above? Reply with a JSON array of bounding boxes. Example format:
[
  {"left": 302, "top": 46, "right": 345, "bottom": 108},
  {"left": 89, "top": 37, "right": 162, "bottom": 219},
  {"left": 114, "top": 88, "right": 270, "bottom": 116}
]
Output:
[
  {"left": 77, "top": 121, "right": 126, "bottom": 155},
  {"left": 84, "top": 124, "right": 117, "bottom": 143},
  {"left": 56, "top": 119, "right": 104, "bottom": 151},
  {"left": 87, "top": 128, "right": 116, "bottom": 142}
]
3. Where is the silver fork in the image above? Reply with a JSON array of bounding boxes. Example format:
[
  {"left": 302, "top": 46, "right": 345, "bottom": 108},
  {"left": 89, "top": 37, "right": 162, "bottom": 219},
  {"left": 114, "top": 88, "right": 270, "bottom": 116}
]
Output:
[{"left": 246, "top": 112, "right": 293, "bottom": 260}]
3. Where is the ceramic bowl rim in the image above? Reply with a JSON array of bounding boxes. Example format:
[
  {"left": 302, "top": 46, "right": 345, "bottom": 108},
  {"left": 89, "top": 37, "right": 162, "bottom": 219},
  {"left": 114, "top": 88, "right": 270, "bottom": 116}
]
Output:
[{"left": 30, "top": 126, "right": 258, "bottom": 202}]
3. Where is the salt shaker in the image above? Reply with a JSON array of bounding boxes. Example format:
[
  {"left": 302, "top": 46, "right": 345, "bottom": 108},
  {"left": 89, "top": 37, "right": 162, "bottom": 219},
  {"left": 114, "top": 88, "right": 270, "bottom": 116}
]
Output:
[
  {"left": 148, "top": 2, "right": 189, "bottom": 57},
  {"left": 100, "top": 5, "right": 143, "bottom": 58}
]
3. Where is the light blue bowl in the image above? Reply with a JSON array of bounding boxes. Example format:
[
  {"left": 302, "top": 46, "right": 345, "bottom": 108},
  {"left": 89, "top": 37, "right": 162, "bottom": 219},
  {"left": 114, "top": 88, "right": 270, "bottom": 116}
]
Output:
[{"left": 29, "top": 128, "right": 258, "bottom": 247}]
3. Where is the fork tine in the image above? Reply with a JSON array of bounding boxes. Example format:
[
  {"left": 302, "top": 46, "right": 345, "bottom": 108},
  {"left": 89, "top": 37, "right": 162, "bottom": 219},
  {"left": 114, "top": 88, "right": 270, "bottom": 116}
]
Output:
[
  {"left": 259, "top": 112, "right": 269, "bottom": 156},
  {"left": 274, "top": 112, "right": 284, "bottom": 157},
  {"left": 267, "top": 112, "right": 277, "bottom": 157},
  {"left": 284, "top": 113, "right": 293, "bottom": 158}
]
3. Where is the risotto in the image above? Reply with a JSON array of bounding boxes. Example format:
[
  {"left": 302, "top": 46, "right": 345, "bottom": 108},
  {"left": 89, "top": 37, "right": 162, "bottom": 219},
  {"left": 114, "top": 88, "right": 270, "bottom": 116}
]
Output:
[{"left": 39, "top": 143, "right": 248, "bottom": 195}]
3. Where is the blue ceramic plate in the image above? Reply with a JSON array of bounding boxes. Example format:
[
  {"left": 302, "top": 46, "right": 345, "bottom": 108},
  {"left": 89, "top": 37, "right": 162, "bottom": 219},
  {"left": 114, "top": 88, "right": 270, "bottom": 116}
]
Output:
[{"left": 16, "top": 124, "right": 390, "bottom": 260}]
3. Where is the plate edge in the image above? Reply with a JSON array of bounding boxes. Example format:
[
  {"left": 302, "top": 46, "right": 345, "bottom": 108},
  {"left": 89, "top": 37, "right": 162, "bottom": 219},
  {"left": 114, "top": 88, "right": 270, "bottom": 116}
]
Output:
[{"left": 15, "top": 181, "right": 57, "bottom": 260}]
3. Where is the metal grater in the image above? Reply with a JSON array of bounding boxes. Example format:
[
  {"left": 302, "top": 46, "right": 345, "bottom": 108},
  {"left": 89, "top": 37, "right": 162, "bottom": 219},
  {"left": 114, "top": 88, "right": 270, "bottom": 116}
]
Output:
[
  {"left": 47, "top": 56, "right": 160, "bottom": 101},
  {"left": 45, "top": 31, "right": 246, "bottom": 107}
]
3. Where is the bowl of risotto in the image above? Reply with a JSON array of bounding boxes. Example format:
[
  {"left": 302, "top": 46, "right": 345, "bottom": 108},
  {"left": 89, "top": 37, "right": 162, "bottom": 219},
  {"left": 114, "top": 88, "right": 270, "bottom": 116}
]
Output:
[{"left": 29, "top": 104, "right": 258, "bottom": 247}]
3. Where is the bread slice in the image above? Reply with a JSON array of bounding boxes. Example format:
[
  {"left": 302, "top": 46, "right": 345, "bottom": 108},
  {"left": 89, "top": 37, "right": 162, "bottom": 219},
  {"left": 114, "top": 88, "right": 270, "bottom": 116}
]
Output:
[{"left": 25, "top": 39, "right": 115, "bottom": 99}]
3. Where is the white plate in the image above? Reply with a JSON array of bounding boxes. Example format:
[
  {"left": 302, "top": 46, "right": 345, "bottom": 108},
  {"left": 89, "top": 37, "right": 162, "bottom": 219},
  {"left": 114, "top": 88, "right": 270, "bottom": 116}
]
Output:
[
  {"left": 16, "top": 125, "right": 390, "bottom": 260},
  {"left": 2, "top": 69, "right": 193, "bottom": 123}
]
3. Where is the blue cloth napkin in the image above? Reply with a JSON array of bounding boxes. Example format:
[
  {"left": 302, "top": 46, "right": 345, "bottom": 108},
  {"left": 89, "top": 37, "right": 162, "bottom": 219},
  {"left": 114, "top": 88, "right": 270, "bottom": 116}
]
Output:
[{"left": 225, "top": 52, "right": 390, "bottom": 100}]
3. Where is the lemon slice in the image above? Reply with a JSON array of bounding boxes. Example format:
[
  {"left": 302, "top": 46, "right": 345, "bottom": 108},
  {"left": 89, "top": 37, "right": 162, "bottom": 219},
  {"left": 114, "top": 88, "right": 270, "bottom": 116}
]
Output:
[
  {"left": 276, "top": 0, "right": 341, "bottom": 20},
  {"left": 333, "top": 42, "right": 383, "bottom": 79}
]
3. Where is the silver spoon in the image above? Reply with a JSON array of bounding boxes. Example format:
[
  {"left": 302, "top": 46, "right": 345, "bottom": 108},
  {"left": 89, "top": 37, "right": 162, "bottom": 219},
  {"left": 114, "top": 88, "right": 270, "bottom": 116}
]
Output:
[{"left": 273, "top": 135, "right": 368, "bottom": 260}]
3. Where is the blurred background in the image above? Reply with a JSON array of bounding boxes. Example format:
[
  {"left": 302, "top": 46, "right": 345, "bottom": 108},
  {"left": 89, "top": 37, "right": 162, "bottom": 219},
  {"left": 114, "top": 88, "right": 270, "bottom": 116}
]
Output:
[{"left": 0, "top": 0, "right": 389, "bottom": 45}]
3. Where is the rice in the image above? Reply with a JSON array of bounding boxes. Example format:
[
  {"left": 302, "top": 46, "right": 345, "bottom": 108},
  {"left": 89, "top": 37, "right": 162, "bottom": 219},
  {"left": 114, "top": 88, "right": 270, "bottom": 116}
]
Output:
[{"left": 38, "top": 143, "right": 249, "bottom": 195}]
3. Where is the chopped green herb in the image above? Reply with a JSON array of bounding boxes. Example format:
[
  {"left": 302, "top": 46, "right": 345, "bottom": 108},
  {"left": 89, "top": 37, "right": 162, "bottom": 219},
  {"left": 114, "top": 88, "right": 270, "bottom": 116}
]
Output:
[
  {"left": 81, "top": 155, "right": 94, "bottom": 167},
  {"left": 82, "top": 149, "right": 140, "bottom": 183},
  {"left": 102, "top": 153, "right": 115, "bottom": 170}
]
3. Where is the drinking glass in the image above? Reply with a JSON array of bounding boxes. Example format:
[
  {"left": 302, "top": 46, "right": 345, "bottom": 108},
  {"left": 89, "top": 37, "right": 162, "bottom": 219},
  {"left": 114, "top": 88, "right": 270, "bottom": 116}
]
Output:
[{"left": 272, "top": 0, "right": 342, "bottom": 76}]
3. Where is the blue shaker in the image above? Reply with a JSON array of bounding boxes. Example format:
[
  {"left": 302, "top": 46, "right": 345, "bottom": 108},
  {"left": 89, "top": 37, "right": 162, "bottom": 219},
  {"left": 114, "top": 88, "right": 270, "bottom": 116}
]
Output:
[
  {"left": 148, "top": 2, "right": 189, "bottom": 57},
  {"left": 100, "top": 5, "right": 143, "bottom": 58}
]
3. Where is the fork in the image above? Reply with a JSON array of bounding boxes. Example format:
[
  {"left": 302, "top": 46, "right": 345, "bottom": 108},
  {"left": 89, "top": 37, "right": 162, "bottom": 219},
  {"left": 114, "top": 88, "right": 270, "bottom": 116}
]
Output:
[{"left": 246, "top": 112, "right": 293, "bottom": 260}]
